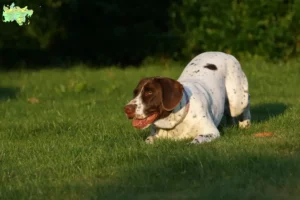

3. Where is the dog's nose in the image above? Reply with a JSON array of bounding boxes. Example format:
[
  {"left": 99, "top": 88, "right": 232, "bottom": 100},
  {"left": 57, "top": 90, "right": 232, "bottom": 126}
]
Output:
[{"left": 124, "top": 104, "right": 137, "bottom": 117}]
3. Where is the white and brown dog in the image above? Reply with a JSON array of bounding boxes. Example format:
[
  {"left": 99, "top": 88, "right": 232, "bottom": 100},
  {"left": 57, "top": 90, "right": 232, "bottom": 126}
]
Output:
[{"left": 124, "top": 52, "right": 251, "bottom": 144}]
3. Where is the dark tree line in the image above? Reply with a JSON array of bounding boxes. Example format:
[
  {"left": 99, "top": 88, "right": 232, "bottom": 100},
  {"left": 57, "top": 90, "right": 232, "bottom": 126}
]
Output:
[{"left": 1, "top": 0, "right": 299, "bottom": 69}]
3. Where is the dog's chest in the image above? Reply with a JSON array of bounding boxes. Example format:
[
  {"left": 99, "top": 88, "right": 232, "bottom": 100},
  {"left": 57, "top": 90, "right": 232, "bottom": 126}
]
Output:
[{"left": 154, "top": 120, "right": 200, "bottom": 139}]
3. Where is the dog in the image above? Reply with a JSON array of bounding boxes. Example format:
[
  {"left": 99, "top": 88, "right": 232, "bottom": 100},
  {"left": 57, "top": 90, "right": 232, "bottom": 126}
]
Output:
[{"left": 124, "top": 52, "right": 251, "bottom": 144}]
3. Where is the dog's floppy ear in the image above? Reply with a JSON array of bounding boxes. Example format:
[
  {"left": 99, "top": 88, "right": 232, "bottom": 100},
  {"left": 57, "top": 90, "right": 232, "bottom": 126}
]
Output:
[{"left": 155, "top": 77, "right": 183, "bottom": 111}]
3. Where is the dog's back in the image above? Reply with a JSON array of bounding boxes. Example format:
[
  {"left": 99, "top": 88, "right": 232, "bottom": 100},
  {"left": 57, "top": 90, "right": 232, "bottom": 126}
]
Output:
[{"left": 178, "top": 52, "right": 249, "bottom": 118}]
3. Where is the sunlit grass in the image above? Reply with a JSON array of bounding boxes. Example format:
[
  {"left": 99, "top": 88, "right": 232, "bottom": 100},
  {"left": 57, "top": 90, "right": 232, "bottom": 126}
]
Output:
[{"left": 0, "top": 58, "right": 299, "bottom": 199}]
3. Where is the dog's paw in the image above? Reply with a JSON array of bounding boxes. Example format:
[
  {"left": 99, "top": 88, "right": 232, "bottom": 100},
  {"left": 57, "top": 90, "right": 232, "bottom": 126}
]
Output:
[
  {"left": 239, "top": 120, "right": 251, "bottom": 129},
  {"left": 190, "top": 134, "right": 218, "bottom": 144},
  {"left": 145, "top": 136, "right": 155, "bottom": 144}
]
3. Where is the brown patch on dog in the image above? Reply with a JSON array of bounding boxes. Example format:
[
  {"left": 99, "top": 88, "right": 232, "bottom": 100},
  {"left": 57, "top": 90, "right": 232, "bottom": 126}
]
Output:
[
  {"left": 155, "top": 78, "right": 183, "bottom": 111},
  {"left": 204, "top": 63, "right": 217, "bottom": 70},
  {"left": 126, "top": 77, "right": 184, "bottom": 121}
]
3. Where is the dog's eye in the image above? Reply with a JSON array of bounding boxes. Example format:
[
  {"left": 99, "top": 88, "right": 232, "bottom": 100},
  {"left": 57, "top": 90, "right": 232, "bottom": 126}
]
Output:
[{"left": 144, "top": 91, "right": 153, "bottom": 96}]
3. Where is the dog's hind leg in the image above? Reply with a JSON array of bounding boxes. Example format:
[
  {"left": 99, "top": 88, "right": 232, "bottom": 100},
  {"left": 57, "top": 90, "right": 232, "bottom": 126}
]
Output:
[
  {"left": 224, "top": 94, "right": 251, "bottom": 129},
  {"left": 224, "top": 55, "right": 251, "bottom": 128},
  {"left": 224, "top": 97, "right": 237, "bottom": 126},
  {"left": 237, "top": 94, "right": 251, "bottom": 129},
  {"left": 225, "top": 57, "right": 249, "bottom": 117}
]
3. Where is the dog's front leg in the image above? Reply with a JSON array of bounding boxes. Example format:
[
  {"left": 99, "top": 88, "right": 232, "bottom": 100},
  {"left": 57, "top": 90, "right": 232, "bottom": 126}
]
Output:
[
  {"left": 190, "top": 119, "right": 221, "bottom": 144},
  {"left": 190, "top": 133, "right": 220, "bottom": 144},
  {"left": 145, "top": 125, "right": 158, "bottom": 144},
  {"left": 145, "top": 125, "right": 172, "bottom": 144}
]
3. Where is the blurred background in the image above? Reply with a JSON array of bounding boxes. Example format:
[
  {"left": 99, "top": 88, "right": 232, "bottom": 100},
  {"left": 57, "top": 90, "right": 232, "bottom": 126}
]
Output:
[{"left": 1, "top": 0, "right": 300, "bottom": 69}]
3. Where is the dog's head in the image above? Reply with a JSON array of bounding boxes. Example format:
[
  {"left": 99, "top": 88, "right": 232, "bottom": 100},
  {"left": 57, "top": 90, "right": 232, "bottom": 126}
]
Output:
[{"left": 124, "top": 77, "right": 183, "bottom": 129}]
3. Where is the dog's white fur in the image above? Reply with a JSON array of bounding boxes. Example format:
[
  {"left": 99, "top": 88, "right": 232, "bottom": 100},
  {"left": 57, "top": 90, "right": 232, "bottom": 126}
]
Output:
[
  {"left": 128, "top": 92, "right": 147, "bottom": 119},
  {"left": 146, "top": 52, "right": 251, "bottom": 144}
]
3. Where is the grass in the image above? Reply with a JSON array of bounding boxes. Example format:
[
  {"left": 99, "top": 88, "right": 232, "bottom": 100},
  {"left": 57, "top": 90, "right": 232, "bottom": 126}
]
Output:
[{"left": 0, "top": 58, "right": 300, "bottom": 200}]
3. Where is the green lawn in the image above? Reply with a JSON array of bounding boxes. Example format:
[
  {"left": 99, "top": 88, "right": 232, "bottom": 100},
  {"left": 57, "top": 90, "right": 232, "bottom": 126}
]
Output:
[{"left": 0, "top": 58, "right": 300, "bottom": 200}]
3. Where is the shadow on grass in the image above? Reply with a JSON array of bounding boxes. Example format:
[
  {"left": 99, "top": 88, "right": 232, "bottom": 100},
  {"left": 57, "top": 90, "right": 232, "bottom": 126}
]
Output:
[
  {"left": 0, "top": 87, "right": 19, "bottom": 101},
  {"left": 93, "top": 149, "right": 300, "bottom": 199},
  {"left": 219, "top": 102, "right": 288, "bottom": 131},
  {"left": 250, "top": 103, "right": 288, "bottom": 123}
]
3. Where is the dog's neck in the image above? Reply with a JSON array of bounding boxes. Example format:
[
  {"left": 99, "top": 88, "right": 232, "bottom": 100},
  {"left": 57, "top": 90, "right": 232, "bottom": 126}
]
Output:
[{"left": 154, "top": 87, "right": 190, "bottom": 129}]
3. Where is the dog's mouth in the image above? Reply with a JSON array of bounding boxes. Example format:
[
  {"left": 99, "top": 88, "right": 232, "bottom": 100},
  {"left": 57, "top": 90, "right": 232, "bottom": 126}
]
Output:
[{"left": 132, "top": 113, "right": 158, "bottom": 129}]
